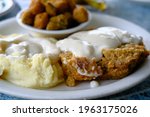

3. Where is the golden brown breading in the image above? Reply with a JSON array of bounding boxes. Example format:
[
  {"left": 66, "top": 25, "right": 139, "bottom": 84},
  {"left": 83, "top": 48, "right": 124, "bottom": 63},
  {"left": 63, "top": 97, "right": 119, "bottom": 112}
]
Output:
[
  {"left": 22, "top": 0, "right": 89, "bottom": 31},
  {"left": 60, "top": 52, "right": 103, "bottom": 86},
  {"left": 40, "top": 0, "right": 48, "bottom": 5},
  {"left": 29, "top": 0, "right": 45, "bottom": 15},
  {"left": 21, "top": 10, "right": 35, "bottom": 25},
  {"left": 46, "top": 13, "right": 70, "bottom": 30},
  {"left": 73, "top": 5, "right": 88, "bottom": 23},
  {"left": 46, "top": 0, "right": 69, "bottom": 13},
  {"left": 59, "top": 44, "right": 149, "bottom": 86},
  {"left": 34, "top": 12, "right": 49, "bottom": 29},
  {"left": 100, "top": 44, "right": 149, "bottom": 80},
  {"left": 68, "top": 0, "right": 76, "bottom": 11},
  {"left": 45, "top": 2, "right": 57, "bottom": 16}
]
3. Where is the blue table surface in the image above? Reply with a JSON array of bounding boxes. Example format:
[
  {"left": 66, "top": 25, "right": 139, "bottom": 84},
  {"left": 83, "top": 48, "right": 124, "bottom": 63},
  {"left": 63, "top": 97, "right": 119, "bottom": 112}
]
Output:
[{"left": 0, "top": 0, "right": 150, "bottom": 100}]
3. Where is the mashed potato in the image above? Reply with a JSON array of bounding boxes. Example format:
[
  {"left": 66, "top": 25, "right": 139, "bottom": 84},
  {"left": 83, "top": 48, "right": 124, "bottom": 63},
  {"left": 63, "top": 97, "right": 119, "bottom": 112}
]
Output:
[{"left": 0, "top": 34, "right": 64, "bottom": 89}]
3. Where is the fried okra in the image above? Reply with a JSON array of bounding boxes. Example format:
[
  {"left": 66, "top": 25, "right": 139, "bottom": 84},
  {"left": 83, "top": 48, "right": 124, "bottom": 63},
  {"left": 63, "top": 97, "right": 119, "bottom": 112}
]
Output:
[
  {"left": 34, "top": 12, "right": 49, "bottom": 29},
  {"left": 21, "top": 0, "right": 89, "bottom": 30},
  {"left": 29, "top": 0, "right": 45, "bottom": 15},
  {"left": 46, "top": 13, "right": 70, "bottom": 30},
  {"left": 68, "top": 0, "right": 76, "bottom": 11},
  {"left": 45, "top": 2, "right": 57, "bottom": 16},
  {"left": 21, "top": 10, "right": 35, "bottom": 25},
  {"left": 73, "top": 6, "right": 88, "bottom": 23},
  {"left": 47, "top": 0, "right": 69, "bottom": 13}
]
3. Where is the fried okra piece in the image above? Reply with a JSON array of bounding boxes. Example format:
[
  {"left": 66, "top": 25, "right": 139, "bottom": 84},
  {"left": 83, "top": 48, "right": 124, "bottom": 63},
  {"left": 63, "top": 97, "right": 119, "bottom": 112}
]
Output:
[
  {"left": 34, "top": 12, "right": 49, "bottom": 29},
  {"left": 21, "top": 10, "right": 35, "bottom": 25},
  {"left": 73, "top": 6, "right": 88, "bottom": 23},
  {"left": 63, "top": 12, "right": 76, "bottom": 28},
  {"left": 41, "top": 0, "right": 76, "bottom": 11},
  {"left": 63, "top": 12, "right": 73, "bottom": 22},
  {"left": 46, "top": 0, "right": 69, "bottom": 13},
  {"left": 45, "top": 2, "right": 57, "bottom": 16},
  {"left": 40, "top": 0, "right": 47, "bottom": 5},
  {"left": 29, "top": 0, "right": 45, "bottom": 15},
  {"left": 46, "top": 22, "right": 58, "bottom": 30},
  {"left": 68, "top": 0, "right": 76, "bottom": 11},
  {"left": 46, "top": 13, "right": 69, "bottom": 30}
]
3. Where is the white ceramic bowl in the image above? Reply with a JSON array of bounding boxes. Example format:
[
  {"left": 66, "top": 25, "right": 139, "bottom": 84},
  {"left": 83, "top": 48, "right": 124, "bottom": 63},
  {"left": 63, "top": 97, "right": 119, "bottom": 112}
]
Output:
[{"left": 16, "top": 9, "right": 92, "bottom": 39}]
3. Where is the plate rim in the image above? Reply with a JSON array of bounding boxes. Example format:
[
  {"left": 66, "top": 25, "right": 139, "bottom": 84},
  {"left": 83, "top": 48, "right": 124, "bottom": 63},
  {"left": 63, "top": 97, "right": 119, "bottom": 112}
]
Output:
[{"left": 0, "top": 13, "right": 150, "bottom": 99}]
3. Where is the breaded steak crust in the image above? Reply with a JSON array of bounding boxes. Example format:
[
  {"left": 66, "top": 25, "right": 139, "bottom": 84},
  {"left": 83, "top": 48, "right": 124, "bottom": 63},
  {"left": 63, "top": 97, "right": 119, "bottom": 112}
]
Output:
[
  {"left": 101, "top": 44, "right": 149, "bottom": 80},
  {"left": 60, "top": 52, "right": 103, "bottom": 86},
  {"left": 60, "top": 44, "right": 149, "bottom": 86}
]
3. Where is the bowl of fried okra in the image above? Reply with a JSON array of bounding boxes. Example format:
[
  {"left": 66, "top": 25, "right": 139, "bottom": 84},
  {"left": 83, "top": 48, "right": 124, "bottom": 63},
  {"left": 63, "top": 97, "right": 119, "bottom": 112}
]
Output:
[{"left": 16, "top": 0, "right": 91, "bottom": 38}]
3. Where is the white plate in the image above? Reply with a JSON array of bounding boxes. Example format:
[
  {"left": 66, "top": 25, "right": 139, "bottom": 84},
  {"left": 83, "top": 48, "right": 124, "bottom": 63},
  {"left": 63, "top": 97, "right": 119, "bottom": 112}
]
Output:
[
  {"left": 0, "top": 13, "right": 150, "bottom": 99},
  {"left": 0, "top": 0, "right": 14, "bottom": 16}
]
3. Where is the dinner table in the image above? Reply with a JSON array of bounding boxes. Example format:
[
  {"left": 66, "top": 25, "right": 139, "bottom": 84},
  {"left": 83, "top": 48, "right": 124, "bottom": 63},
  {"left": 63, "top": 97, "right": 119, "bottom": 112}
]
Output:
[{"left": 0, "top": 0, "right": 150, "bottom": 100}]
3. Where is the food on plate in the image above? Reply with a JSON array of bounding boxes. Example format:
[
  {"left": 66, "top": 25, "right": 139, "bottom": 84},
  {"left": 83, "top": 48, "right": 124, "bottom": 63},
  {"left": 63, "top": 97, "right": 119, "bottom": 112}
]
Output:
[
  {"left": 0, "top": 34, "right": 64, "bottom": 89},
  {"left": 21, "top": 0, "right": 89, "bottom": 30},
  {"left": 0, "top": 27, "right": 149, "bottom": 88},
  {"left": 21, "top": 10, "right": 35, "bottom": 25},
  {"left": 68, "top": 0, "right": 76, "bottom": 11},
  {"left": 73, "top": 6, "right": 88, "bottom": 23},
  {"left": 57, "top": 27, "right": 149, "bottom": 86},
  {"left": 59, "top": 51, "right": 103, "bottom": 86},
  {"left": 101, "top": 43, "right": 149, "bottom": 80},
  {"left": 29, "top": 0, "right": 45, "bottom": 15},
  {"left": 34, "top": 12, "right": 49, "bottom": 29},
  {"left": 45, "top": 0, "right": 69, "bottom": 13},
  {"left": 45, "top": 2, "right": 57, "bottom": 16},
  {"left": 46, "top": 12, "right": 71, "bottom": 30}
]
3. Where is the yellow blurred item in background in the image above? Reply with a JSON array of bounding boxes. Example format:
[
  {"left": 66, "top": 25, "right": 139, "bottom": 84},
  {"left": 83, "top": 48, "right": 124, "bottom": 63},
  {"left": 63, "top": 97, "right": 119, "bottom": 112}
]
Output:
[{"left": 76, "top": 0, "right": 107, "bottom": 11}]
